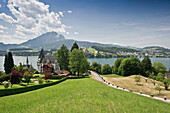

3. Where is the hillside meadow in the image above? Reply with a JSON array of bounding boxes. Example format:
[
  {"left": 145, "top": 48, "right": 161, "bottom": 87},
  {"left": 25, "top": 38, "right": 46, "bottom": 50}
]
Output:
[{"left": 0, "top": 77, "right": 169, "bottom": 113}]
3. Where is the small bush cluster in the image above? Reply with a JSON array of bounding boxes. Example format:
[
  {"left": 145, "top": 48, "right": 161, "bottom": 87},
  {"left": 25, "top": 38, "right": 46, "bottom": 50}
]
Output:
[{"left": 2, "top": 81, "right": 10, "bottom": 88}]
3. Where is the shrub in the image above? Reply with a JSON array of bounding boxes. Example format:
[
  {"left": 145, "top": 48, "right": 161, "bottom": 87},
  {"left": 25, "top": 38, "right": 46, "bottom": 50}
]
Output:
[
  {"left": 101, "top": 64, "right": 112, "bottom": 74},
  {"left": 156, "top": 73, "right": 164, "bottom": 82},
  {"left": 44, "top": 73, "right": 52, "bottom": 80},
  {"left": 10, "top": 70, "right": 22, "bottom": 87},
  {"left": 155, "top": 85, "right": 162, "bottom": 94},
  {"left": 23, "top": 71, "right": 33, "bottom": 85},
  {"left": 151, "top": 80, "right": 156, "bottom": 86},
  {"left": 90, "top": 62, "right": 101, "bottom": 74},
  {"left": 135, "top": 75, "right": 141, "bottom": 84},
  {"left": 38, "top": 78, "right": 44, "bottom": 84},
  {"left": 2, "top": 81, "right": 10, "bottom": 88},
  {"left": 0, "top": 74, "right": 10, "bottom": 83},
  {"left": 163, "top": 79, "right": 170, "bottom": 90}
]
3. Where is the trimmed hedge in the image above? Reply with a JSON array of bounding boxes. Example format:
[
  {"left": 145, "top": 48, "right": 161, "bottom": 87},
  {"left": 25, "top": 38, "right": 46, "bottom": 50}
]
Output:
[
  {"left": 0, "top": 77, "right": 67, "bottom": 97},
  {"left": 0, "top": 76, "right": 87, "bottom": 97}
]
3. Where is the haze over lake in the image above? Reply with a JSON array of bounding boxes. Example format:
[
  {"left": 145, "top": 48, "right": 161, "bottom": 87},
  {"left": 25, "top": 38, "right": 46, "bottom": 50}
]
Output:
[{"left": 0, "top": 56, "right": 170, "bottom": 71}]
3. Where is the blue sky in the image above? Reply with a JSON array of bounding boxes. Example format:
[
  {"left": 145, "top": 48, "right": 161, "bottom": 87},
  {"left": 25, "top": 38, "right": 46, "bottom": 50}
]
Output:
[{"left": 0, "top": 0, "right": 170, "bottom": 48}]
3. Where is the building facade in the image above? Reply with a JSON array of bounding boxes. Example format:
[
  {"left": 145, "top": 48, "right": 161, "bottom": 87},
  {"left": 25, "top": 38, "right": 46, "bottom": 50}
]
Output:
[{"left": 37, "top": 49, "right": 60, "bottom": 73}]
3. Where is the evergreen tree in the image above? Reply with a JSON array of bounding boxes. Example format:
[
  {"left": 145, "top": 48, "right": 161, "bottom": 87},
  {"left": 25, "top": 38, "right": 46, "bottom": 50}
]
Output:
[
  {"left": 70, "top": 42, "right": 79, "bottom": 51},
  {"left": 4, "top": 52, "right": 14, "bottom": 74},
  {"left": 141, "top": 56, "right": 152, "bottom": 77},
  {"left": 57, "top": 44, "right": 69, "bottom": 70}
]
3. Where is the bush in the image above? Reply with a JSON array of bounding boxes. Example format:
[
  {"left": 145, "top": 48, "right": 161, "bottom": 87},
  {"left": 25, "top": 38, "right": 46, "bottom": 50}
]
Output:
[
  {"left": 155, "top": 85, "right": 162, "bottom": 94},
  {"left": 156, "top": 73, "right": 164, "bottom": 82},
  {"left": 163, "top": 79, "right": 170, "bottom": 90},
  {"left": 23, "top": 71, "right": 33, "bottom": 85},
  {"left": 135, "top": 75, "right": 141, "bottom": 84},
  {"left": 38, "top": 78, "right": 44, "bottom": 84},
  {"left": 44, "top": 73, "right": 52, "bottom": 80},
  {"left": 10, "top": 70, "right": 22, "bottom": 87},
  {"left": 90, "top": 62, "right": 101, "bottom": 74},
  {"left": 101, "top": 64, "right": 112, "bottom": 74},
  {"left": 0, "top": 74, "right": 10, "bottom": 83},
  {"left": 2, "top": 81, "right": 10, "bottom": 88}
]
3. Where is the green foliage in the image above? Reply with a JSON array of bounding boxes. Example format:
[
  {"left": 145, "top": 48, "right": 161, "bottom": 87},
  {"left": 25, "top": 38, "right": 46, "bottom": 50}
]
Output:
[
  {"left": 153, "top": 62, "right": 167, "bottom": 75},
  {"left": 101, "top": 64, "right": 112, "bottom": 74},
  {"left": 10, "top": 70, "right": 22, "bottom": 86},
  {"left": 38, "top": 78, "right": 44, "bottom": 84},
  {"left": 23, "top": 71, "right": 33, "bottom": 85},
  {"left": 112, "top": 58, "right": 123, "bottom": 74},
  {"left": 163, "top": 79, "right": 170, "bottom": 90},
  {"left": 91, "top": 46, "right": 138, "bottom": 54},
  {"left": 156, "top": 73, "right": 165, "bottom": 82},
  {"left": 90, "top": 62, "right": 101, "bottom": 74},
  {"left": 57, "top": 44, "right": 69, "bottom": 70},
  {"left": 135, "top": 75, "right": 141, "bottom": 84},
  {"left": 4, "top": 52, "right": 14, "bottom": 74},
  {"left": 155, "top": 85, "right": 162, "bottom": 94},
  {"left": 2, "top": 81, "right": 10, "bottom": 89},
  {"left": 0, "top": 74, "right": 10, "bottom": 83},
  {"left": 0, "top": 78, "right": 169, "bottom": 113},
  {"left": 70, "top": 42, "right": 79, "bottom": 51},
  {"left": 0, "top": 78, "right": 66, "bottom": 97},
  {"left": 118, "top": 57, "right": 142, "bottom": 76},
  {"left": 141, "top": 56, "right": 152, "bottom": 77},
  {"left": 69, "top": 49, "right": 89, "bottom": 76}
]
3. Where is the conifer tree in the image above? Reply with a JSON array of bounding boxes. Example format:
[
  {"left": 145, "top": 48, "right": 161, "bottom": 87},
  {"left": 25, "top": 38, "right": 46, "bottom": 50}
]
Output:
[{"left": 70, "top": 42, "right": 79, "bottom": 51}]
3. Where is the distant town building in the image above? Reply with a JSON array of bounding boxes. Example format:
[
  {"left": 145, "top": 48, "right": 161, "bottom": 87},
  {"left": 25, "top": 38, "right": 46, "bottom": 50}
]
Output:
[{"left": 37, "top": 49, "right": 60, "bottom": 73}]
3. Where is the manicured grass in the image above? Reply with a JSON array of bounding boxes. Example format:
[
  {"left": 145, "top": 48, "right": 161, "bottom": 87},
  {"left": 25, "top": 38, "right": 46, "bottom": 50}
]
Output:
[
  {"left": 0, "top": 78, "right": 169, "bottom": 113},
  {"left": 101, "top": 74, "right": 123, "bottom": 77}
]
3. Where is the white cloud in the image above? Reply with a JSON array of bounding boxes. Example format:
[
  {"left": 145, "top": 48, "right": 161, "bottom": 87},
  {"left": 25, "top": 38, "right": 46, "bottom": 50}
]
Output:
[
  {"left": 0, "top": 0, "right": 69, "bottom": 43},
  {"left": 74, "top": 32, "right": 79, "bottom": 35},
  {"left": 68, "top": 11, "right": 72, "bottom": 13},
  {"left": 0, "top": 4, "right": 1, "bottom": 8},
  {"left": 66, "top": 32, "right": 69, "bottom": 35},
  {"left": 0, "top": 25, "right": 8, "bottom": 29},
  {"left": 0, "top": 30, "right": 4, "bottom": 33},
  {"left": 59, "top": 11, "right": 64, "bottom": 17},
  {"left": 0, "top": 13, "right": 17, "bottom": 23}
]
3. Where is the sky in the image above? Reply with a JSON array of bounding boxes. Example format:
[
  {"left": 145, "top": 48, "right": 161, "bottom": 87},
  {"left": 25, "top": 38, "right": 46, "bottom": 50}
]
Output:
[{"left": 0, "top": 0, "right": 170, "bottom": 48}]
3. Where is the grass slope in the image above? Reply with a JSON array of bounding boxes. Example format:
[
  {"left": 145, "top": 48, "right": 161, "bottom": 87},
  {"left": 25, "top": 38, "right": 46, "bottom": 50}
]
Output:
[
  {"left": 101, "top": 74, "right": 123, "bottom": 78},
  {"left": 0, "top": 78, "right": 169, "bottom": 113}
]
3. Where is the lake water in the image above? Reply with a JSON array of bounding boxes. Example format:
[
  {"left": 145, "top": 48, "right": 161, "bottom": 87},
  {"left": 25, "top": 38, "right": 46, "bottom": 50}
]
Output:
[{"left": 0, "top": 56, "right": 170, "bottom": 71}]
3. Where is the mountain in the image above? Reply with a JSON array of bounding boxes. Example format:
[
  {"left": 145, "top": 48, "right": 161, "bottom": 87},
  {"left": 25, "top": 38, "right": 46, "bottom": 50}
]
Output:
[
  {"left": 143, "top": 46, "right": 170, "bottom": 53},
  {"left": 0, "top": 32, "right": 124, "bottom": 50}
]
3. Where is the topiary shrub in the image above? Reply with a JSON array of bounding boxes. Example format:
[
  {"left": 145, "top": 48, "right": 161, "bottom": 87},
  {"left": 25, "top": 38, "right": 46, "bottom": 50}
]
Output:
[
  {"left": 2, "top": 81, "right": 10, "bottom": 88},
  {"left": 38, "top": 78, "right": 44, "bottom": 84},
  {"left": 23, "top": 71, "right": 33, "bottom": 85}
]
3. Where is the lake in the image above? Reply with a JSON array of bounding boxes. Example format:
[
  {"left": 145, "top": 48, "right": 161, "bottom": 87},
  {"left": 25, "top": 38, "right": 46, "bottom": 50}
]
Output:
[{"left": 0, "top": 56, "right": 170, "bottom": 71}]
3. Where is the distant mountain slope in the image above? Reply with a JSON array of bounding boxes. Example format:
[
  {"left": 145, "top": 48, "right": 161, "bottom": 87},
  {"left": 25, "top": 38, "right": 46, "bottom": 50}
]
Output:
[
  {"left": 0, "top": 32, "right": 124, "bottom": 50},
  {"left": 143, "top": 46, "right": 170, "bottom": 52},
  {"left": 91, "top": 46, "right": 139, "bottom": 54}
]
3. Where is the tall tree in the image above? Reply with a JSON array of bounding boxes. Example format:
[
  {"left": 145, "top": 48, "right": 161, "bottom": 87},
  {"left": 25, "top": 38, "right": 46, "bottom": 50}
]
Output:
[
  {"left": 153, "top": 62, "right": 167, "bottom": 75},
  {"left": 112, "top": 58, "right": 123, "bottom": 74},
  {"left": 4, "top": 54, "right": 8, "bottom": 74},
  {"left": 4, "top": 52, "right": 14, "bottom": 74},
  {"left": 69, "top": 49, "right": 89, "bottom": 76},
  {"left": 141, "top": 56, "right": 152, "bottom": 77},
  {"left": 57, "top": 44, "right": 69, "bottom": 70},
  {"left": 90, "top": 62, "right": 101, "bottom": 74},
  {"left": 70, "top": 42, "right": 79, "bottom": 51}
]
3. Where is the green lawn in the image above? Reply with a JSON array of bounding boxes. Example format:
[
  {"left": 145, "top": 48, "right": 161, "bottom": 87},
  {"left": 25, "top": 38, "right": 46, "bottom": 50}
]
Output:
[
  {"left": 101, "top": 74, "right": 123, "bottom": 78},
  {"left": 0, "top": 78, "right": 169, "bottom": 113}
]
